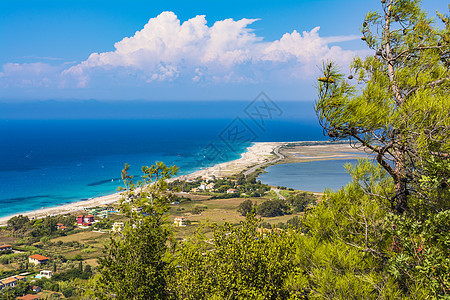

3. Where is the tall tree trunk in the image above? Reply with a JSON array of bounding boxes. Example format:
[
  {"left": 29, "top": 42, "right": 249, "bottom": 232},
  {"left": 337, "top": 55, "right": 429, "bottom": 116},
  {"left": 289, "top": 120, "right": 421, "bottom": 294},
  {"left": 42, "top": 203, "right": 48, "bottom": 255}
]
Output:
[{"left": 394, "top": 148, "right": 408, "bottom": 214}]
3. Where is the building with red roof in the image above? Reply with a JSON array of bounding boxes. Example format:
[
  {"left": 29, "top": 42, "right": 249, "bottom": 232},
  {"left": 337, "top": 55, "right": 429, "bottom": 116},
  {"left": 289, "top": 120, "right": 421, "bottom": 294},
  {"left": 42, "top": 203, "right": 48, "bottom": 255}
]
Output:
[
  {"left": 0, "top": 245, "right": 12, "bottom": 251},
  {"left": 29, "top": 254, "right": 49, "bottom": 265}
]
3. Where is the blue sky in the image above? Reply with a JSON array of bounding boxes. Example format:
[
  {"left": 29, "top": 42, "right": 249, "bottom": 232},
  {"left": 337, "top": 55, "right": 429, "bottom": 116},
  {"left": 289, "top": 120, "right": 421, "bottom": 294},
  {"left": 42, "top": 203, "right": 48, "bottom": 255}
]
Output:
[{"left": 0, "top": 0, "right": 447, "bottom": 102}]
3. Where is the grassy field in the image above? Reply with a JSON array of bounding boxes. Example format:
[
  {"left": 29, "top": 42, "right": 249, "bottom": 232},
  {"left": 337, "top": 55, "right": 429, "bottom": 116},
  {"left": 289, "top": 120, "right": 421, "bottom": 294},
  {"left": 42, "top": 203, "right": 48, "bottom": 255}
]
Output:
[
  {"left": 0, "top": 190, "right": 312, "bottom": 272},
  {"left": 169, "top": 195, "right": 303, "bottom": 240}
]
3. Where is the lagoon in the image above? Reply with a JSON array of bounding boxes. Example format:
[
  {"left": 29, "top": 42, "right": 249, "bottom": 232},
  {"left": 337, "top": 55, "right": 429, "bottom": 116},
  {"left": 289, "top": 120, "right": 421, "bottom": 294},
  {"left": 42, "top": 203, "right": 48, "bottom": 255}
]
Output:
[{"left": 257, "top": 159, "right": 365, "bottom": 193}]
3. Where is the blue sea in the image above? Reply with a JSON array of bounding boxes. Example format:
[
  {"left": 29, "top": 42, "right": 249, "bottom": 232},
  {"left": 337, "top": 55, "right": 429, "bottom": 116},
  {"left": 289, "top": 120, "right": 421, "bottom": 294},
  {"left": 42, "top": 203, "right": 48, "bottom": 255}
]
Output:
[{"left": 0, "top": 118, "right": 325, "bottom": 218}]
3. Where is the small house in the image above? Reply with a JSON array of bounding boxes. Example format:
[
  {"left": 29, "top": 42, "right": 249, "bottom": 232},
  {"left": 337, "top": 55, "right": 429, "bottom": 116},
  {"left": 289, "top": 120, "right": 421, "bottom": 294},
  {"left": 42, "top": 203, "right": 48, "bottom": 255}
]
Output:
[
  {"left": 36, "top": 270, "right": 53, "bottom": 279},
  {"left": 0, "top": 245, "right": 12, "bottom": 252},
  {"left": 31, "top": 285, "right": 41, "bottom": 293},
  {"left": 56, "top": 223, "right": 66, "bottom": 230},
  {"left": 77, "top": 215, "right": 84, "bottom": 225},
  {"left": 29, "top": 254, "right": 49, "bottom": 265},
  {"left": 174, "top": 217, "right": 186, "bottom": 227},
  {"left": 77, "top": 214, "right": 94, "bottom": 226},
  {"left": 227, "top": 188, "right": 237, "bottom": 194},
  {"left": 84, "top": 214, "right": 94, "bottom": 223},
  {"left": 0, "top": 275, "right": 26, "bottom": 289}
]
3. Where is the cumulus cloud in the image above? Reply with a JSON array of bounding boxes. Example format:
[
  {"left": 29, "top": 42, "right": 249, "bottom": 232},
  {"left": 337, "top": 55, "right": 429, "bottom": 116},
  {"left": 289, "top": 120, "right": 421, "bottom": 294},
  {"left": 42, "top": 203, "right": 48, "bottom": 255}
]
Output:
[
  {"left": 62, "top": 11, "right": 360, "bottom": 86},
  {"left": 2, "top": 11, "right": 363, "bottom": 90}
]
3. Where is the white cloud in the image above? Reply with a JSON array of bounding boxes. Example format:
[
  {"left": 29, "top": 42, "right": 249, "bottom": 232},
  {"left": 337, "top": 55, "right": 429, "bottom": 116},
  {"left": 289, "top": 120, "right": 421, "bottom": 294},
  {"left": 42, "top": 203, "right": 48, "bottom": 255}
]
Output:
[
  {"left": 62, "top": 11, "right": 360, "bottom": 86},
  {"left": 2, "top": 11, "right": 364, "bottom": 90},
  {"left": 0, "top": 62, "right": 61, "bottom": 88}
]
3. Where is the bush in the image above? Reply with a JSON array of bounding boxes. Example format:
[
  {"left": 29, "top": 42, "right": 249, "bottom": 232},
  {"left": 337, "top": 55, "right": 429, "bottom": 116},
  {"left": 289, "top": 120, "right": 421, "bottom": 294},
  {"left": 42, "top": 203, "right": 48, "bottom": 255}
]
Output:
[
  {"left": 192, "top": 206, "right": 207, "bottom": 215},
  {"left": 257, "top": 200, "right": 289, "bottom": 217},
  {"left": 237, "top": 200, "right": 254, "bottom": 216}
]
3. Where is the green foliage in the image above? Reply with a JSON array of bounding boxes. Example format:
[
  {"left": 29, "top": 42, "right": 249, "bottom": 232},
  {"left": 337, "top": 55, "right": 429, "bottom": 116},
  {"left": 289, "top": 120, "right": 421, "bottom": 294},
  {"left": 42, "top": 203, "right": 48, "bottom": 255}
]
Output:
[
  {"left": 315, "top": 0, "right": 450, "bottom": 215},
  {"left": 52, "top": 266, "right": 93, "bottom": 281},
  {"left": 7, "top": 215, "right": 30, "bottom": 231},
  {"left": 88, "top": 162, "right": 177, "bottom": 300},
  {"left": 170, "top": 215, "right": 296, "bottom": 299},
  {"left": 286, "top": 192, "right": 316, "bottom": 213},
  {"left": 191, "top": 206, "right": 207, "bottom": 215},
  {"left": 285, "top": 159, "right": 401, "bottom": 299},
  {"left": 386, "top": 210, "right": 450, "bottom": 297},
  {"left": 257, "top": 199, "right": 290, "bottom": 217},
  {"left": 237, "top": 199, "right": 254, "bottom": 216}
]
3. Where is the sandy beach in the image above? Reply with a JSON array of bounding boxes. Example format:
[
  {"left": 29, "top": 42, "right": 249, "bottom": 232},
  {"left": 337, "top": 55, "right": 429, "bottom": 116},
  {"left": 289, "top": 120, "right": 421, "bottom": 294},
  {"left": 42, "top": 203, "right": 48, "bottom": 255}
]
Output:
[
  {"left": 0, "top": 142, "right": 283, "bottom": 226},
  {"left": 0, "top": 141, "right": 365, "bottom": 226}
]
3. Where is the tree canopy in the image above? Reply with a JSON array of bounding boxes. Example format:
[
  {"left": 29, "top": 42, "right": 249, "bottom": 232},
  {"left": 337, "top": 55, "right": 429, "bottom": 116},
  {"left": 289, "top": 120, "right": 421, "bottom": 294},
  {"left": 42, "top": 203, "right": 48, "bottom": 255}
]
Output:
[{"left": 315, "top": 0, "right": 450, "bottom": 215}]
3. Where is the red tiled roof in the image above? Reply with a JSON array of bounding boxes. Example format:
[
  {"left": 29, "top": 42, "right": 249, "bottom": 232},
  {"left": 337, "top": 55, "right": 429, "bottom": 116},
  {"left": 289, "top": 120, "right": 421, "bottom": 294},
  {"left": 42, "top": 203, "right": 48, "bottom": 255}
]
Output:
[
  {"left": 0, "top": 245, "right": 11, "bottom": 249},
  {"left": 17, "top": 295, "right": 39, "bottom": 300},
  {"left": 29, "top": 254, "right": 49, "bottom": 261},
  {"left": 77, "top": 215, "right": 84, "bottom": 218},
  {"left": 56, "top": 223, "right": 63, "bottom": 226},
  {"left": 87, "top": 214, "right": 94, "bottom": 217},
  {"left": 1, "top": 277, "right": 17, "bottom": 284}
]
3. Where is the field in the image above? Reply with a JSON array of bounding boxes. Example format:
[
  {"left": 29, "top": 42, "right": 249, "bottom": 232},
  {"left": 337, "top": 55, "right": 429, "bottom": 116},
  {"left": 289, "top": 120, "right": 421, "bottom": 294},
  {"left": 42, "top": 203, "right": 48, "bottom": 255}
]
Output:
[{"left": 169, "top": 193, "right": 305, "bottom": 240}]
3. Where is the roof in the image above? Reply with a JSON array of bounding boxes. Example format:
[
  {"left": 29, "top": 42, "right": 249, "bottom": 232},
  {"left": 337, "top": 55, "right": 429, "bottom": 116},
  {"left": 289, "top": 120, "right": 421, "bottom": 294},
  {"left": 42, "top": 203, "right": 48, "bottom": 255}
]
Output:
[
  {"left": 56, "top": 223, "right": 63, "bottom": 226},
  {"left": 77, "top": 215, "right": 84, "bottom": 218},
  {"left": 17, "top": 295, "right": 39, "bottom": 300},
  {"left": 0, "top": 277, "right": 17, "bottom": 284},
  {"left": 86, "top": 214, "right": 94, "bottom": 217},
  {"left": 29, "top": 254, "right": 49, "bottom": 261},
  {"left": 0, "top": 245, "right": 11, "bottom": 248}
]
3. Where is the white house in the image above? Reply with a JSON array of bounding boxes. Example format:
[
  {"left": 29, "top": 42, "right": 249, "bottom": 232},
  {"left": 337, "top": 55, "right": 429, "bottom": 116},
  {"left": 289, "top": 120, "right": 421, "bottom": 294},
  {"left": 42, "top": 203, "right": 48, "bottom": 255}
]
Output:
[
  {"left": 174, "top": 217, "right": 186, "bottom": 227},
  {"left": 29, "top": 254, "right": 49, "bottom": 265}
]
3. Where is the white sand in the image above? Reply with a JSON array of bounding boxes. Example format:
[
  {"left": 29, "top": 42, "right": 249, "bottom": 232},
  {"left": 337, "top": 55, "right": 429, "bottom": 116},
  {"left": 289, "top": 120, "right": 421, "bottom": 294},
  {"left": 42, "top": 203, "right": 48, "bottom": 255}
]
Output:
[{"left": 0, "top": 142, "right": 282, "bottom": 226}]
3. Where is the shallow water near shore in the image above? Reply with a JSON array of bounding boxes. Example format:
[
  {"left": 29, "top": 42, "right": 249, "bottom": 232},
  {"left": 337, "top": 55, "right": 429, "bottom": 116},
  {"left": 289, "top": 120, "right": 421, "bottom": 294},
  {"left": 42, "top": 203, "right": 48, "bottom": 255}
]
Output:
[{"left": 0, "top": 119, "right": 324, "bottom": 218}]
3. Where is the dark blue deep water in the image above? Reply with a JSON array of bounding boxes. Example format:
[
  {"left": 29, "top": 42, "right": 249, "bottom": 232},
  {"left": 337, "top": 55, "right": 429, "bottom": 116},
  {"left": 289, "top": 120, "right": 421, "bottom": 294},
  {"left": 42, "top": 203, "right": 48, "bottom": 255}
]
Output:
[{"left": 0, "top": 119, "right": 325, "bottom": 217}]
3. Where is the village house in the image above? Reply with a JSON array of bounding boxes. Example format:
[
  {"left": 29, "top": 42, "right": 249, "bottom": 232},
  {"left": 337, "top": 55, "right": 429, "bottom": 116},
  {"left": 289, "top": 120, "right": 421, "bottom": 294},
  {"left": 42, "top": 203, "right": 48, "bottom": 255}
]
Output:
[
  {"left": 77, "top": 214, "right": 94, "bottom": 226},
  {"left": 28, "top": 254, "right": 49, "bottom": 265},
  {"left": 206, "top": 182, "right": 215, "bottom": 190},
  {"left": 0, "top": 245, "right": 12, "bottom": 252},
  {"left": 199, "top": 182, "right": 207, "bottom": 190},
  {"left": 36, "top": 270, "right": 53, "bottom": 279},
  {"left": 227, "top": 188, "right": 237, "bottom": 194},
  {"left": 31, "top": 285, "right": 41, "bottom": 293},
  {"left": 202, "top": 175, "right": 215, "bottom": 182},
  {"left": 56, "top": 223, "right": 67, "bottom": 230},
  {"left": 174, "top": 217, "right": 186, "bottom": 227},
  {"left": 0, "top": 275, "right": 26, "bottom": 289}
]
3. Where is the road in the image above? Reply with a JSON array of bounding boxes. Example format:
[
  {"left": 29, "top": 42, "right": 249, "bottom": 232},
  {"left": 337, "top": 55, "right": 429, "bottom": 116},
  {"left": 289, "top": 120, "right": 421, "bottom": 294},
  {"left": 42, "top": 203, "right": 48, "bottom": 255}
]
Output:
[
  {"left": 243, "top": 145, "right": 284, "bottom": 176},
  {"left": 271, "top": 188, "right": 286, "bottom": 200}
]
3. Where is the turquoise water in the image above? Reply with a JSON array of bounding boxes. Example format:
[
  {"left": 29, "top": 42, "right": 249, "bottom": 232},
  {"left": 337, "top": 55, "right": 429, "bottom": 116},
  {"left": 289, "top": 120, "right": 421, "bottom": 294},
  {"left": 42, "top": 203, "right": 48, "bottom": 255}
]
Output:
[
  {"left": 257, "top": 159, "right": 365, "bottom": 192},
  {"left": 0, "top": 119, "right": 325, "bottom": 218}
]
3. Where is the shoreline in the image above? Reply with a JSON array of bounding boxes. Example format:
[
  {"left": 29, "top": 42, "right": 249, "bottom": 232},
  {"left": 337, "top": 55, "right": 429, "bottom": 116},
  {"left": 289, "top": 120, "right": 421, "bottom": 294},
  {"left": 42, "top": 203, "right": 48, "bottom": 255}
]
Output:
[
  {"left": 0, "top": 142, "right": 283, "bottom": 225},
  {"left": 0, "top": 141, "right": 364, "bottom": 226}
]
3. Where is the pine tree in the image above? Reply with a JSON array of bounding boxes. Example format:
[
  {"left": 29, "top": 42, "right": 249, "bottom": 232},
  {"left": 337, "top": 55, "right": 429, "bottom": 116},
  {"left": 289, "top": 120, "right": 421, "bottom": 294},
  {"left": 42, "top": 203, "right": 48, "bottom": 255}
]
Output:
[
  {"left": 315, "top": 0, "right": 450, "bottom": 214},
  {"left": 88, "top": 162, "right": 177, "bottom": 300}
]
